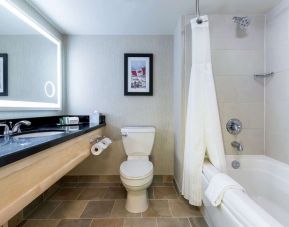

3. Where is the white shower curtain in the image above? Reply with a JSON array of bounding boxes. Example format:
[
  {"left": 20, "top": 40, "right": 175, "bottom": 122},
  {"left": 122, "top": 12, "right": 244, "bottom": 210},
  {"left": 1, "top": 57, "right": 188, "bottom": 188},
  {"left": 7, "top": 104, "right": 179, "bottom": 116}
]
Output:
[{"left": 182, "top": 15, "right": 226, "bottom": 206}]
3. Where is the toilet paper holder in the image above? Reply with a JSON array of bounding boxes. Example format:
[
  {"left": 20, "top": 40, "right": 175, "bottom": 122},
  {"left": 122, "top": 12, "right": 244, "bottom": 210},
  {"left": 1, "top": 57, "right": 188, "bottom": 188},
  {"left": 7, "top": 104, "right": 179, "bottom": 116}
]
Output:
[{"left": 89, "top": 136, "right": 105, "bottom": 145}]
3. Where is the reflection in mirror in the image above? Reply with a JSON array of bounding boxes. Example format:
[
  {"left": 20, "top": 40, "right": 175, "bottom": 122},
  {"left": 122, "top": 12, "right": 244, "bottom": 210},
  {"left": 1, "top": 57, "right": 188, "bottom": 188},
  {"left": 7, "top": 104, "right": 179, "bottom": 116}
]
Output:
[{"left": 0, "top": 1, "right": 61, "bottom": 110}]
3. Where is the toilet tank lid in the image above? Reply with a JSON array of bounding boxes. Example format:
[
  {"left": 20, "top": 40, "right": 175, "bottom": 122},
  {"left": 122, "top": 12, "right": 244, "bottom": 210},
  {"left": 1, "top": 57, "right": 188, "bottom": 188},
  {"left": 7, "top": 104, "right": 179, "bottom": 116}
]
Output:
[{"left": 121, "top": 126, "right": 155, "bottom": 133}]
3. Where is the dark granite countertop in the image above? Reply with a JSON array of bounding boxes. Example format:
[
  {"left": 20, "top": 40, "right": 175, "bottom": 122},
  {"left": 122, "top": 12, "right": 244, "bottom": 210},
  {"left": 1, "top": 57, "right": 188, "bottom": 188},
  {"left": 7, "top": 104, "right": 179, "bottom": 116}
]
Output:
[{"left": 0, "top": 123, "right": 106, "bottom": 167}]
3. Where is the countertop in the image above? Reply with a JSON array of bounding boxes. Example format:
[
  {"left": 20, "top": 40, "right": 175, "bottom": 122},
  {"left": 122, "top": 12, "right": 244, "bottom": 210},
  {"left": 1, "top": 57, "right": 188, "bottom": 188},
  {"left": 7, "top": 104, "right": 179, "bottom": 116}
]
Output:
[{"left": 0, "top": 123, "right": 105, "bottom": 167}]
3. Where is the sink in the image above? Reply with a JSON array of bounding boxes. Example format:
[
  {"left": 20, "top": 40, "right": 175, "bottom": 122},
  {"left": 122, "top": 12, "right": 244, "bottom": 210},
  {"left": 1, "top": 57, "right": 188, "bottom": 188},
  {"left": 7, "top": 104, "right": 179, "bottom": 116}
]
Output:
[{"left": 13, "top": 131, "right": 65, "bottom": 139}]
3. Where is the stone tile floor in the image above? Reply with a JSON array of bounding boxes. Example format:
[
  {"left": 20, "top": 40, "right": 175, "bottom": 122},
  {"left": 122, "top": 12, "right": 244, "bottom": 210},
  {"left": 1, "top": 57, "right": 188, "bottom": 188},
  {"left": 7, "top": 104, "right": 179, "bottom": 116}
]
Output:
[{"left": 18, "top": 177, "right": 208, "bottom": 227}]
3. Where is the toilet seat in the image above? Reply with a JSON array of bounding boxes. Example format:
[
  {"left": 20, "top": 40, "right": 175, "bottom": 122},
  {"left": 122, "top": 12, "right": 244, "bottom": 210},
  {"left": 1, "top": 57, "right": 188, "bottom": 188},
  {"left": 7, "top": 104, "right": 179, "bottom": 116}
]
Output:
[{"left": 120, "top": 159, "right": 153, "bottom": 179}]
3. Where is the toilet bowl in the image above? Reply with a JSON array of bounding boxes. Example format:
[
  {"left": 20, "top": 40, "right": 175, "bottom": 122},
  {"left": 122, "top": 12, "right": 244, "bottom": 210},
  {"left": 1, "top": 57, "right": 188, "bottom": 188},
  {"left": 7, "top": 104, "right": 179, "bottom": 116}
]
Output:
[
  {"left": 120, "top": 159, "right": 153, "bottom": 213},
  {"left": 120, "top": 126, "right": 155, "bottom": 213}
]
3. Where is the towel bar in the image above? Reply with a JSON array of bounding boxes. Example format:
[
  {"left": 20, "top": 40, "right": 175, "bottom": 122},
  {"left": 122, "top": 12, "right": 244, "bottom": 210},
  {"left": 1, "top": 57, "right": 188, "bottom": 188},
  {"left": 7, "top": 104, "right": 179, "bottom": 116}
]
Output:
[{"left": 254, "top": 72, "right": 274, "bottom": 78}]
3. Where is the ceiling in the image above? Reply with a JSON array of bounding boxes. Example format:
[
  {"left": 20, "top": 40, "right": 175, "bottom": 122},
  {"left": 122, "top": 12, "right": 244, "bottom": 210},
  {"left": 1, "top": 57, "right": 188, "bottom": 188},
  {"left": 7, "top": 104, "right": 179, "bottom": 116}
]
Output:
[{"left": 28, "top": 0, "right": 281, "bottom": 35}]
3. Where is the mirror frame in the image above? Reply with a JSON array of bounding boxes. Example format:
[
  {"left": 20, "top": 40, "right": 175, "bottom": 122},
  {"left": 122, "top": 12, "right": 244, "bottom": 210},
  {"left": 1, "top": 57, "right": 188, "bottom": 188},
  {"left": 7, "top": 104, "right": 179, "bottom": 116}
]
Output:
[{"left": 0, "top": 0, "right": 62, "bottom": 110}]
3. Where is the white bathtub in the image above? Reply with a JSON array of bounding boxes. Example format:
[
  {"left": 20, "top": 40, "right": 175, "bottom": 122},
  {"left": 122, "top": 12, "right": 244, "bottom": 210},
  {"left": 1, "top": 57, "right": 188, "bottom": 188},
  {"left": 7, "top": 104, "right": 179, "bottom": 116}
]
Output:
[{"left": 201, "top": 155, "right": 288, "bottom": 227}]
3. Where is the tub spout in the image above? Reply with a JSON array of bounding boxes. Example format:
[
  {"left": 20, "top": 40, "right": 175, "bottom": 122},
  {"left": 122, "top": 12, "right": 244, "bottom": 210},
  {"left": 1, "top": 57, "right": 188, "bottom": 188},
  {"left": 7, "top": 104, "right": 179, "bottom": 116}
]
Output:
[{"left": 231, "top": 141, "right": 243, "bottom": 152}]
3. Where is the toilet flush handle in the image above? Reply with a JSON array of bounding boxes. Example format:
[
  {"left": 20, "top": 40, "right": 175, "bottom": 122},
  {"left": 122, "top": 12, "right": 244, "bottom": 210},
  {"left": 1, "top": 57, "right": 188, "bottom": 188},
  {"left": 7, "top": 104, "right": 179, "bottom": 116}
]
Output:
[{"left": 121, "top": 132, "right": 128, "bottom": 137}]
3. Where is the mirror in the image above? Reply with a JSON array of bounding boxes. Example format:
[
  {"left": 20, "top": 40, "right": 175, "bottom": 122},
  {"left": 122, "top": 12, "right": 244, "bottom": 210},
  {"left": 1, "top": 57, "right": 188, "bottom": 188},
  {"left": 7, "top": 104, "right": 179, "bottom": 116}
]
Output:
[{"left": 0, "top": 1, "right": 62, "bottom": 110}]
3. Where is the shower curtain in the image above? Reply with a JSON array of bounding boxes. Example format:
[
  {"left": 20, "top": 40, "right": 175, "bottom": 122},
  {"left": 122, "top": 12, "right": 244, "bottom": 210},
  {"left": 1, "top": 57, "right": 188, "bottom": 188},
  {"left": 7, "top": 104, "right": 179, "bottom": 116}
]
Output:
[{"left": 182, "top": 15, "right": 226, "bottom": 206}]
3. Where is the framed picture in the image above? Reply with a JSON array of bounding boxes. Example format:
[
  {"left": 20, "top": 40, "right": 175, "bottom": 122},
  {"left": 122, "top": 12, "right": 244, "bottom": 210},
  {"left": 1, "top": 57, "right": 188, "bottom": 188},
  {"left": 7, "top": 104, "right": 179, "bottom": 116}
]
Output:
[
  {"left": 124, "top": 53, "right": 153, "bottom": 96},
  {"left": 0, "top": 54, "right": 8, "bottom": 96}
]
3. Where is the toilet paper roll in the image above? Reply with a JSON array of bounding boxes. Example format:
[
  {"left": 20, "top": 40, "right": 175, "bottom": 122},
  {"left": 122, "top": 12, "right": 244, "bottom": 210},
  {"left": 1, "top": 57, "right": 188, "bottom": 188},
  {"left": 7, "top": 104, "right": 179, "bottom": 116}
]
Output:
[
  {"left": 101, "top": 137, "right": 112, "bottom": 148},
  {"left": 91, "top": 143, "right": 104, "bottom": 156},
  {"left": 90, "top": 137, "right": 112, "bottom": 156}
]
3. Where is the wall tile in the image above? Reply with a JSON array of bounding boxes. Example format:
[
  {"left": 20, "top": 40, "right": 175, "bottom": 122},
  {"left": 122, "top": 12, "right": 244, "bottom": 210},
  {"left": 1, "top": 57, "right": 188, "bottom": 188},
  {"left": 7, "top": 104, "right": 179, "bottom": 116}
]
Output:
[
  {"left": 265, "top": 71, "right": 289, "bottom": 102},
  {"left": 220, "top": 102, "right": 264, "bottom": 129},
  {"left": 266, "top": 100, "right": 289, "bottom": 133},
  {"left": 266, "top": 132, "right": 289, "bottom": 163},
  {"left": 212, "top": 50, "right": 264, "bottom": 75},
  {"left": 266, "top": 9, "right": 289, "bottom": 49},
  {"left": 265, "top": 3, "right": 289, "bottom": 165},
  {"left": 223, "top": 129, "right": 264, "bottom": 155},
  {"left": 215, "top": 75, "right": 264, "bottom": 103},
  {"left": 210, "top": 15, "right": 265, "bottom": 51},
  {"left": 266, "top": 43, "right": 289, "bottom": 73}
]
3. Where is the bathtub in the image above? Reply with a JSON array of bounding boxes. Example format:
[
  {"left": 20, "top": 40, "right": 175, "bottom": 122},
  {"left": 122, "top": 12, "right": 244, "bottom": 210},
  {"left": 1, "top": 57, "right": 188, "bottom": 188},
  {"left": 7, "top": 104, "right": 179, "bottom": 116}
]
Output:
[{"left": 201, "top": 155, "right": 288, "bottom": 227}]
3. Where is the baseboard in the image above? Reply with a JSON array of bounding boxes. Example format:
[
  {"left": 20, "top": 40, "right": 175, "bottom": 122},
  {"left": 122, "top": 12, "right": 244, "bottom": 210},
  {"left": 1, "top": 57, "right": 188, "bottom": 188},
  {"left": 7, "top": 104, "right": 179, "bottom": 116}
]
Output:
[{"left": 61, "top": 174, "right": 174, "bottom": 185}]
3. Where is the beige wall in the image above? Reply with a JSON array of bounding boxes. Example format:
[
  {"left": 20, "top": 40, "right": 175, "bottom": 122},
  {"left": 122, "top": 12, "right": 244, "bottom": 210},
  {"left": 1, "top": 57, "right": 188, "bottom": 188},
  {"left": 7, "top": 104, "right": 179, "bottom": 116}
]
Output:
[
  {"left": 66, "top": 35, "right": 174, "bottom": 175},
  {"left": 265, "top": 1, "right": 289, "bottom": 164},
  {"left": 173, "top": 14, "right": 265, "bottom": 188},
  {"left": 173, "top": 17, "right": 186, "bottom": 190}
]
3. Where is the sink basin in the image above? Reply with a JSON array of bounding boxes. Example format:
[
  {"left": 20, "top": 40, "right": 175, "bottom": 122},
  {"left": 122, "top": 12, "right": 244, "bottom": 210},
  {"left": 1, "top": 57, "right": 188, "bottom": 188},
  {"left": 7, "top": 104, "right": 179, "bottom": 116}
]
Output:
[{"left": 13, "top": 131, "right": 65, "bottom": 139}]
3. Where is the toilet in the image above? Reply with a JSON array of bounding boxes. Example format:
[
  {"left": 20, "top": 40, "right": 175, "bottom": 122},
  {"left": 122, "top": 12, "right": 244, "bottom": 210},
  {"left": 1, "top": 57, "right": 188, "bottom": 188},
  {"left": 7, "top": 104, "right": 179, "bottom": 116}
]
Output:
[{"left": 120, "top": 126, "right": 155, "bottom": 213}]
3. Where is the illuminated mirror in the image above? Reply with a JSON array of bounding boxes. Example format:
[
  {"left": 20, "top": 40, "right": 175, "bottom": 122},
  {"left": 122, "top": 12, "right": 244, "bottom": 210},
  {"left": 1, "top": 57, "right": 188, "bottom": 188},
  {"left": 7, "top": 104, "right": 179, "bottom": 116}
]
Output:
[{"left": 0, "top": 0, "right": 62, "bottom": 110}]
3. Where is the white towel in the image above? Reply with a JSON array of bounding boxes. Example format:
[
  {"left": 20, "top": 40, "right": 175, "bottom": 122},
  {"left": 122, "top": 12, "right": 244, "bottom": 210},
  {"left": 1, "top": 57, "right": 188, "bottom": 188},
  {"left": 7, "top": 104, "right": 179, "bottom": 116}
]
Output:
[{"left": 205, "top": 173, "right": 245, "bottom": 207}]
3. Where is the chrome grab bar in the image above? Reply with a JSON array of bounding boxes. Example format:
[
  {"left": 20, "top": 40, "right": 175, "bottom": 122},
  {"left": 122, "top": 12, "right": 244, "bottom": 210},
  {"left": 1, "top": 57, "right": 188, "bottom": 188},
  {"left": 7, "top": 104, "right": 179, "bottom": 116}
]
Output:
[{"left": 254, "top": 72, "right": 274, "bottom": 78}]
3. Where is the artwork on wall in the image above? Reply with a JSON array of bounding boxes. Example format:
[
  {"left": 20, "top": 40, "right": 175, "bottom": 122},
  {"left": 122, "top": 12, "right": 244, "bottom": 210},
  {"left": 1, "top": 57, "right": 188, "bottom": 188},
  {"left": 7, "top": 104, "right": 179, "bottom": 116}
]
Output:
[
  {"left": 124, "top": 53, "right": 153, "bottom": 96},
  {"left": 0, "top": 54, "right": 8, "bottom": 96}
]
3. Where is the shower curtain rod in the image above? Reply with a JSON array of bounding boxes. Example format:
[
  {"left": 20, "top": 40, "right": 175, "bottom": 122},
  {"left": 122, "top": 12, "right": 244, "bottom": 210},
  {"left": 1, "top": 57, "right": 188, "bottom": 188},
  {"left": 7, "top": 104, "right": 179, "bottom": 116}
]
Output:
[{"left": 196, "top": 0, "right": 203, "bottom": 24}]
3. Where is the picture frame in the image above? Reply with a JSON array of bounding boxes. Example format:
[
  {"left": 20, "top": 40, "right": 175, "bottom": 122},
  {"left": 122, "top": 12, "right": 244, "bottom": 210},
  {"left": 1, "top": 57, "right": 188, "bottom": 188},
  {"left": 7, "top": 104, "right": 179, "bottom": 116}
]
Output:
[
  {"left": 124, "top": 53, "right": 153, "bottom": 96},
  {"left": 0, "top": 54, "right": 8, "bottom": 96}
]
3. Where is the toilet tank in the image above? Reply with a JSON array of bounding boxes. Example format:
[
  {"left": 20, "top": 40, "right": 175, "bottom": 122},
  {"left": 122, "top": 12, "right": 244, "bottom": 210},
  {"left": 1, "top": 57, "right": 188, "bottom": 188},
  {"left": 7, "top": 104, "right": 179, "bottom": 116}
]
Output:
[{"left": 121, "top": 126, "right": 155, "bottom": 157}]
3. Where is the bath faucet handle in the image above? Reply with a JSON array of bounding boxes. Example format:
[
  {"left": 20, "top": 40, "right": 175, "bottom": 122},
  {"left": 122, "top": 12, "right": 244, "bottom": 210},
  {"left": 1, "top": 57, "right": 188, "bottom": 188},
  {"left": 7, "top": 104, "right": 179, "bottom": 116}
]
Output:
[
  {"left": 231, "top": 141, "right": 243, "bottom": 152},
  {"left": 226, "top": 119, "right": 242, "bottom": 135}
]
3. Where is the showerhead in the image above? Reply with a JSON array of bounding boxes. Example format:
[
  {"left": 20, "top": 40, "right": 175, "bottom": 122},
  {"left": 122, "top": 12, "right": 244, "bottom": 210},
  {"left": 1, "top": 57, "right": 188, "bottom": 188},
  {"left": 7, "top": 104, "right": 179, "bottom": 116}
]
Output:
[{"left": 233, "top": 16, "right": 251, "bottom": 30}]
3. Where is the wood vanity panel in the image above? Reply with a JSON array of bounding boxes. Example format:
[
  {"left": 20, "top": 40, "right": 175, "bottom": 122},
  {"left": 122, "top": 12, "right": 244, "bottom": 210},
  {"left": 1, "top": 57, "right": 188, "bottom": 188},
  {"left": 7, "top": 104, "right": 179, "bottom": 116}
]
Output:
[{"left": 0, "top": 128, "right": 102, "bottom": 225}]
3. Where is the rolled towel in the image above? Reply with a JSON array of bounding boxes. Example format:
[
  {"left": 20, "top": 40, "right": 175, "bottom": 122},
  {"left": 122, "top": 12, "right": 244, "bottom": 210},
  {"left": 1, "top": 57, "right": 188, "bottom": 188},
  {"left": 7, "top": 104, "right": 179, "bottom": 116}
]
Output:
[{"left": 205, "top": 173, "right": 245, "bottom": 207}]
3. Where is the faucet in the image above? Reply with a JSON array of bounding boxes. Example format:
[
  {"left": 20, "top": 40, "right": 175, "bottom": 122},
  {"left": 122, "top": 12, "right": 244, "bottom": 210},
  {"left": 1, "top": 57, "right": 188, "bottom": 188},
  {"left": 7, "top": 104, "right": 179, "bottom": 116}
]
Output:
[
  {"left": 0, "top": 120, "right": 31, "bottom": 136},
  {"left": 231, "top": 141, "right": 243, "bottom": 152},
  {"left": 0, "top": 123, "right": 10, "bottom": 136},
  {"left": 11, "top": 121, "right": 31, "bottom": 134}
]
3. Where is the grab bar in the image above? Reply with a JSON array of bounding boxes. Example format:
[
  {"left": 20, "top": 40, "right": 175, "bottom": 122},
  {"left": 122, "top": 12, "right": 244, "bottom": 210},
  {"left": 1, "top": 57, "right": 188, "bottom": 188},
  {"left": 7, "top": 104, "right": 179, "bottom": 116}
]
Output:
[{"left": 254, "top": 72, "right": 274, "bottom": 78}]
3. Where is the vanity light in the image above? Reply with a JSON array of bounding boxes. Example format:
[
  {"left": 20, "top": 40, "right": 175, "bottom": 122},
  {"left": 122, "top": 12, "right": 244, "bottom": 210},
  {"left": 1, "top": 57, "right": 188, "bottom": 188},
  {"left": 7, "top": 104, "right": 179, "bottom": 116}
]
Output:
[
  {"left": 0, "top": 0, "right": 61, "bottom": 45},
  {"left": 0, "top": 0, "right": 62, "bottom": 110},
  {"left": 0, "top": 100, "right": 60, "bottom": 108}
]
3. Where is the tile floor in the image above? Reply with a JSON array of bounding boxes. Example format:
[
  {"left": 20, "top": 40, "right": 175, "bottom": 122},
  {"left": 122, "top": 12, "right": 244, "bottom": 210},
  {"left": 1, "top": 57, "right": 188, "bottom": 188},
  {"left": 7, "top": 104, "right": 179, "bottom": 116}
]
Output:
[{"left": 18, "top": 176, "right": 208, "bottom": 227}]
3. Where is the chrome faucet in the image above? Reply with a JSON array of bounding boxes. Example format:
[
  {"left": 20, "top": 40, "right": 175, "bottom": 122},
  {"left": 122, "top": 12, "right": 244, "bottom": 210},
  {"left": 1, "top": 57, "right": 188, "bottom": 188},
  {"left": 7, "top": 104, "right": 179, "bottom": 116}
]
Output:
[
  {"left": 0, "top": 120, "right": 31, "bottom": 136},
  {"left": 0, "top": 123, "right": 10, "bottom": 136},
  {"left": 231, "top": 141, "right": 243, "bottom": 152},
  {"left": 11, "top": 120, "right": 31, "bottom": 134}
]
